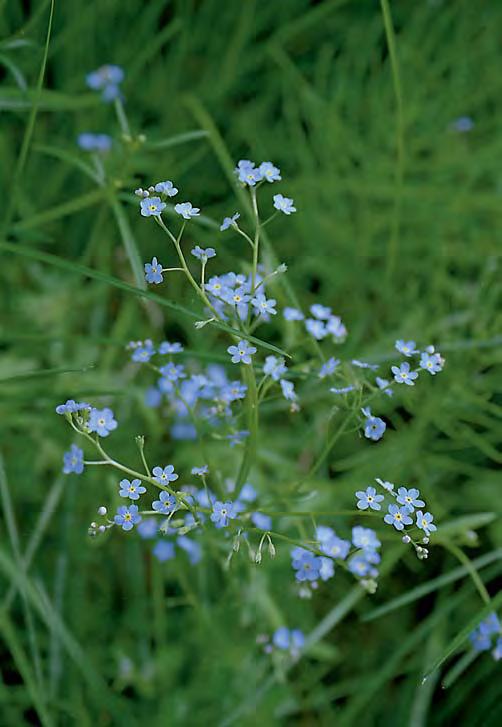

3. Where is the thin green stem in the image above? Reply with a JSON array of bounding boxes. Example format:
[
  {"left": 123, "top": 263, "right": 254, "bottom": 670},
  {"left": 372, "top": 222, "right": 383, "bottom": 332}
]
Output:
[{"left": 114, "top": 97, "right": 131, "bottom": 138}]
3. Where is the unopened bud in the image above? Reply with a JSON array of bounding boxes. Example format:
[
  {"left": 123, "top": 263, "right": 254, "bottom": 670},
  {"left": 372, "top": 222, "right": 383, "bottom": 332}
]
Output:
[{"left": 97, "top": 506, "right": 107, "bottom": 516}]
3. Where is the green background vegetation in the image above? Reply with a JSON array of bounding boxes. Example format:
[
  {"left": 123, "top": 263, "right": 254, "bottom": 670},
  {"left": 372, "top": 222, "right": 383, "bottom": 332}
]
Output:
[{"left": 1, "top": 0, "right": 501, "bottom": 724}]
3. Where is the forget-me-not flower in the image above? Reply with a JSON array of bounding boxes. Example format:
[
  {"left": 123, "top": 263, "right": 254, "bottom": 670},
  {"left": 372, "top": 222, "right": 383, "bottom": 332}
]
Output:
[
  {"left": 88, "top": 407, "right": 117, "bottom": 437},
  {"left": 396, "top": 487, "right": 425, "bottom": 512},
  {"left": 419, "top": 351, "right": 443, "bottom": 374},
  {"left": 220, "top": 212, "right": 240, "bottom": 231},
  {"left": 119, "top": 478, "right": 146, "bottom": 500},
  {"left": 155, "top": 180, "right": 178, "bottom": 196},
  {"left": 355, "top": 486, "right": 385, "bottom": 511},
  {"left": 174, "top": 202, "right": 200, "bottom": 219},
  {"left": 384, "top": 504, "right": 413, "bottom": 531},
  {"left": 259, "top": 161, "right": 281, "bottom": 182},
  {"left": 144, "top": 257, "right": 163, "bottom": 284},
  {"left": 395, "top": 340, "right": 418, "bottom": 356},
  {"left": 273, "top": 193, "right": 296, "bottom": 215},
  {"left": 391, "top": 361, "right": 418, "bottom": 386},
  {"left": 415, "top": 510, "right": 437, "bottom": 537},
  {"left": 263, "top": 355, "right": 287, "bottom": 381},
  {"left": 114, "top": 504, "right": 141, "bottom": 531},
  {"left": 152, "top": 491, "right": 178, "bottom": 514},
  {"left": 191, "top": 246, "right": 216, "bottom": 263},
  {"left": 210, "top": 500, "right": 238, "bottom": 528},
  {"left": 227, "top": 340, "right": 256, "bottom": 364},
  {"left": 319, "top": 357, "right": 340, "bottom": 378},
  {"left": 283, "top": 307, "right": 304, "bottom": 321},
  {"left": 63, "top": 445, "right": 84, "bottom": 474},
  {"left": 140, "top": 197, "right": 166, "bottom": 217},
  {"left": 361, "top": 407, "right": 386, "bottom": 441}
]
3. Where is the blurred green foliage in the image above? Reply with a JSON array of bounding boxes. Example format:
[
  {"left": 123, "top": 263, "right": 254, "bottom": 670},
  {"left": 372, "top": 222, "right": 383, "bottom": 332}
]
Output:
[{"left": 0, "top": 0, "right": 501, "bottom": 725}]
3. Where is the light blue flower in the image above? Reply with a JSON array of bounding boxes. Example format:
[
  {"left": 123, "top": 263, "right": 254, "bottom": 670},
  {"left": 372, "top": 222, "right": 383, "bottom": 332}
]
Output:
[
  {"left": 355, "top": 486, "right": 385, "bottom": 511},
  {"left": 280, "top": 379, "right": 297, "bottom": 401},
  {"left": 259, "top": 161, "right": 281, "bottom": 182},
  {"left": 330, "top": 385, "right": 357, "bottom": 394},
  {"left": 63, "top": 445, "right": 84, "bottom": 475},
  {"left": 326, "top": 316, "right": 347, "bottom": 339},
  {"left": 321, "top": 535, "right": 351, "bottom": 560},
  {"left": 144, "top": 257, "right": 163, "bottom": 284},
  {"left": 174, "top": 202, "right": 200, "bottom": 219},
  {"left": 310, "top": 304, "right": 331, "bottom": 320},
  {"left": 153, "top": 540, "right": 176, "bottom": 562},
  {"left": 119, "top": 478, "right": 146, "bottom": 501},
  {"left": 263, "top": 355, "right": 287, "bottom": 381},
  {"left": 77, "top": 133, "right": 112, "bottom": 152},
  {"left": 88, "top": 407, "right": 117, "bottom": 437},
  {"left": 352, "top": 526, "right": 381, "bottom": 551},
  {"left": 210, "top": 500, "right": 238, "bottom": 528},
  {"left": 396, "top": 487, "right": 425, "bottom": 512},
  {"left": 469, "top": 628, "right": 491, "bottom": 652},
  {"left": 419, "top": 352, "right": 443, "bottom": 374},
  {"left": 159, "top": 341, "right": 184, "bottom": 354},
  {"left": 273, "top": 193, "right": 296, "bottom": 215},
  {"left": 191, "top": 245, "right": 216, "bottom": 262},
  {"left": 361, "top": 407, "right": 386, "bottom": 441},
  {"left": 152, "top": 465, "right": 178, "bottom": 485},
  {"left": 415, "top": 510, "right": 437, "bottom": 537},
  {"left": 272, "top": 627, "right": 304, "bottom": 653},
  {"left": 391, "top": 361, "right": 418, "bottom": 386},
  {"left": 251, "top": 512, "right": 272, "bottom": 531},
  {"left": 227, "top": 340, "right": 256, "bottom": 364},
  {"left": 235, "top": 160, "right": 263, "bottom": 186},
  {"left": 140, "top": 196, "right": 166, "bottom": 217},
  {"left": 220, "top": 212, "right": 240, "bottom": 231},
  {"left": 291, "top": 550, "right": 322, "bottom": 582},
  {"left": 376, "top": 376, "right": 393, "bottom": 396},
  {"left": 152, "top": 491, "right": 178, "bottom": 514},
  {"left": 395, "top": 340, "right": 418, "bottom": 356},
  {"left": 251, "top": 293, "right": 277, "bottom": 317},
  {"left": 384, "top": 504, "right": 413, "bottom": 531},
  {"left": 305, "top": 318, "right": 327, "bottom": 340},
  {"left": 191, "top": 465, "right": 208, "bottom": 477},
  {"left": 154, "top": 180, "right": 178, "bottom": 196},
  {"left": 227, "top": 430, "right": 250, "bottom": 447},
  {"left": 114, "top": 504, "right": 141, "bottom": 532},
  {"left": 283, "top": 307, "right": 304, "bottom": 321},
  {"left": 319, "top": 357, "right": 340, "bottom": 379}
]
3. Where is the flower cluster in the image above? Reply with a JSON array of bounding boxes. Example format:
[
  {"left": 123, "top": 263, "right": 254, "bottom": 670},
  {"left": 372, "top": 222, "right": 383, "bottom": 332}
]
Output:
[
  {"left": 77, "top": 133, "right": 112, "bottom": 153},
  {"left": 284, "top": 303, "right": 347, "bottom": 342},
  {"left": 356, "top": 479, "right": 437, "bottom": 558}
]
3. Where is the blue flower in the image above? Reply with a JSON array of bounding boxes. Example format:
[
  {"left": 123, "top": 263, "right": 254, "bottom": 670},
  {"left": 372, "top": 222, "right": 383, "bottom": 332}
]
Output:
[
  {"left": 283, "top": 307, "right": 304, "bottom": 321},
  {"left": 272, "top": 627, "right": 304, "bottom": 653},
  {"left": 469, "top": 628, "right": 491, "bottom": 652},
  {"left": 419, "top": 352, "right": 443, "bottom": 375},
  {"left": 119, "top": 478, "right": 146, "bottom": 500},
  {"left": 384, "top": 504, "right": 413, "bottom": 531},
  {"left": 330, "top": 385, "right": 357, "bottom": 394},
  {"left": 391, "top": 361, "right": 418, "bottom": 386},
  {"left": 227, "top": 340, "right": 256, "bottom": 364},
  {"left": 154, "top": 180, "right": 178, "bottom": 196},
  {"left": 239, "top": 483, "right": 257, "bottom": 502},
  {"left": 227, "top": 430, "right": 250, "bottom": 447},
  {"left": 319, "top": 357, "right": 340, "bottom": 379},
  {"left": 352, "top": 360, "right": 379, "bottom": 370},
  {"left": 152, "top": 490, "right": 178, "bottom": 514},
  {"left": 259, "top": 161, "right": 281, "bottom": 182},
  {"left": 144, "top": 256, "right": 163, "bottom": 284},
  {"left": 415, "top": 510, "right": 437, "bottom": 536},
  {"left": 263, "top": 355, "right": 287, "bottom": 381},
  {"left": 375, "top": 478, "right": 395, "bottom": 493},
  {"left": 395, "top": 340, "right": 418, "bottom": 356},
  {"left": 137, "top": 518, "right": 159, "bottom": 539},
  {"left": 292, "top": 549, "right": 323, "bottom": 582},
  {"left": 140, "top": 197, "right": 166, "bottom": 217},
  {"left": 251, "top": 512, "right": 272, "bottom": 530},
  {"left": 355, "top": 486, "right": 385, "bottom": 511},
  {"left": 191, "top": 465, "right": 208, "bottom": 477},
  {"left": 152, "top": 465, "right": 178, "bottom": 485},
  {"left": 77, "top": 133, "right": 112, "bottom": 152},
  {"left": 319, "top": 557, "right": 335, "bottom": 581},
  {"left": 451, "top": 116, "right": 474, "bottom": 133},
  {"left": 220, "top": 213, "right": 240, "bottom": 231},
  {"left": 310, "top": 304, "right": 331, "bottom": 320},
  {"left": 251, "top": 293, "right": 277, "bottom": 317},
  {"left": 174, "top": 202, "right": 200, "bottom": 219},
  {"left": 114, "top": 504, "right": 141, "bottom": 532},
  {"left": 326, "top": 316, "right": 347, "bottom": 339},
  {"left": 376, "top": 376, "right": 393, "bottom": 396},
  {"left": 352, "top": 526, "right": 381, "bottom": 551},
  {"left": 321, "top": 535, "right": 351, "bottom": 560},
  {"left": 280, "top": 379, "right": 297, "bottom": 402},
  {"left": 210, "top": 500, "right": 238, "bottom": 528},
  {"left": 396, "top": 487, "right": 425, "bottom": 512},
  {"left": 159, "top": 362, "right": 186, "bottom": 382},
  {"left": 235, "top": 160, "right": 263, "bottom": 186},
  {"left": 348, "top": 553, "right": 378, "bottom": 578},
  {"left": 361, "top": 407, "right": 386, "bottom": 441},
  {"left": 131, "top": 340, "right": 155, "bottom": 362},
  {"left": 88, "top": 407, "right": 117, "bottom": 437},
  {"left": 153, "top": 540, "right": 176, "bottom": 562},
  {"left": 191, "top": 245, "right": 216, "bottom": 262},
  {"left": 221, "top": 381, "right": 248, "bottom": 403},
  {"left": 56, "top": 400, "right": 90, "bottom": 415},
  {"left": 479, "top": 613, "right": 501, "bottom": 637},
  {"left": 273, "top": 194, "right": 296, "bottom": 215},
  {"left": 159, "top": 341, "right": 184, "bottom": 354},
  {"left": 63, "top": 444, "right": 84, "bottom": 474},
  {"left": 305, "top": 319, "right": 327, "bottom": 340}
]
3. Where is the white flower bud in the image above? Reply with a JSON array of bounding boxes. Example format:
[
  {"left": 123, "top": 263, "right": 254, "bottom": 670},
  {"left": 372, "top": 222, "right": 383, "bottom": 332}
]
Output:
[{"left": 97, "top": 506, "right": 107, "bottom": 516}]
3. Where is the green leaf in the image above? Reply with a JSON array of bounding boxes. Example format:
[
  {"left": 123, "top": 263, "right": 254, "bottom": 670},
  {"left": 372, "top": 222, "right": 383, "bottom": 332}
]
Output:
[{"left": 422, "top": 589, "right": 502, "bottom": 683}]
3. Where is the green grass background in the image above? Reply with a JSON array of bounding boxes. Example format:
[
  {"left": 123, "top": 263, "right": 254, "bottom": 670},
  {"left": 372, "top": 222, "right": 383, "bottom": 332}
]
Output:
[{"left": 1, "top": 0, "right": 501, "bottom": 724}]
